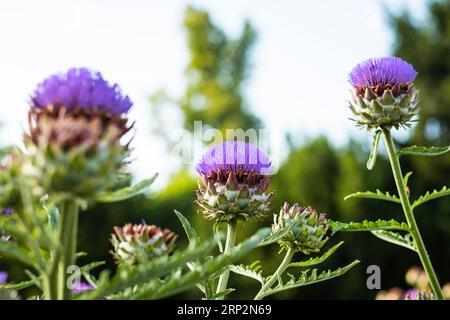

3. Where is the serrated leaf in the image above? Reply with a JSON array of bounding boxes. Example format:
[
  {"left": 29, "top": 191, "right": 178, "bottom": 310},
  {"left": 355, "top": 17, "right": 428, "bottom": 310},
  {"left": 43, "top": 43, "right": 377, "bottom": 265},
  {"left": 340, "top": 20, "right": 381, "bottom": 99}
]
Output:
[
  {"left": 0, "top": 279, "right": 36, "bottom": 290},
  {"left": 257, "top": 260, "right": 360, "bottom": 299},
  {"left": 80, "top": 261, "right": 105, "bottom": 275},
  {"left": 213, "top": 221, "right": 223, "bottom": 252},
  {"left": 230, "top": 261, "right": 265, "bottom": 284},
  {"left": 78, "top": 238, "right": 217, "bottom": 299},
  {"left": 398, "top": 145, "right": 450, "bottom": 157},
  {"left": 403, "top": 171, "right": 413, "bottom": 188},
  {"left": 344, "top": 190, "right": 401, "bottom": 204},
  {"left": 412, "top": 186, "right": 450, "bottom": 209},
  {"left": 257, "top": 217, "right": 303, "bottom": 247},
  {"left": 103, "top": 228, "right": 270, "bottom": 300},
  {"left": 0, "top": 243, "right": 41, "bottom": 268},
  {"left": 174, "top": 210, "right": 199, "bottom": 244},
  {"left": 367, "top": 129, "right": 382, "bottom": 170},
  {"left": 211, "top": 288, "right": 235, "bottom": 300},
  {"left": 330, "top": 219, "right": 409, "bottom": 234},
  {"left": 371, "top": 230, "right": 416, "bottom": 252},
  {"left": 95, "top": 174, "right": 158, "bottom": 203},
  {"left": 289, "top": 241, "right": 344, "bottom": 268}
]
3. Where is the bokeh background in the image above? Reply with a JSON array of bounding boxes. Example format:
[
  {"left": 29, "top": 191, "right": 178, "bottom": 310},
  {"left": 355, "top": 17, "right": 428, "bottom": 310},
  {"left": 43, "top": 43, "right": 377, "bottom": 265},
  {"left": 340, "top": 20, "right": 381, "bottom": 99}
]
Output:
[{"left": 1, "top": 0, "right": 449, "bottom": 299}]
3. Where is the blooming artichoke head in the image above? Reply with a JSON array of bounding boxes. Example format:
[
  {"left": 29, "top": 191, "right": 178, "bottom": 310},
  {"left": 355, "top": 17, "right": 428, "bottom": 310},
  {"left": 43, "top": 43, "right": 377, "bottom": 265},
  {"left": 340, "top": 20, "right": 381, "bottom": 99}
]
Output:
[
  {"left": 24, "top": 68, "right": 133, "bottom": 198},
  {"left": 403, "top": 289, "right": 434, "bottom": 300},
  {"left": 195, "top": 141, "right": 273, "bottom": 222},
  {"left": 348, "top": 57, "right": 419, "bottom": 130},
  {"left": 110, "top": 223, "right": 177, "bottom": 266},
  {"left": 273, "top": 202, "right": 329, "bottom": 254}
]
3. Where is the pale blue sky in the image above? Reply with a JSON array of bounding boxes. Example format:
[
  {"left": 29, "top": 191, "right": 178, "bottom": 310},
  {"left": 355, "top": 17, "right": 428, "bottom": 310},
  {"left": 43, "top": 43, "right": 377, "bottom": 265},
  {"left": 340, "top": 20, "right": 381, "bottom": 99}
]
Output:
[{"left": 0, "top": 0, "right": 427, "bottom": 188}]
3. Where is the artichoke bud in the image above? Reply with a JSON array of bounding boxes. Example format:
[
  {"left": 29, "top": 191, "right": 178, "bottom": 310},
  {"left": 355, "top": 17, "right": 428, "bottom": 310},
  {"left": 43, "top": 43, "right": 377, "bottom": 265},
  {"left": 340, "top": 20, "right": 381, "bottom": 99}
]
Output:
[
  {"left": 110, "top": 223, "right": 177, "bottom": 266},
  {"left": 404, "top": 290, "right": 435, "bottom": 300},
  {"left": 273, "top": 202, "right": 329, "bottom": 254}
]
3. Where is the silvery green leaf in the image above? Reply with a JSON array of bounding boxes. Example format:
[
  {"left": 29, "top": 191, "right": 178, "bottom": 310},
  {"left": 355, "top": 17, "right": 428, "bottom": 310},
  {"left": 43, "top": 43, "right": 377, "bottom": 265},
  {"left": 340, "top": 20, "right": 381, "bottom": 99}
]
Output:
[
  {"left": 289, "top": 241, "right": 344, "bottom": 268},
  {"left": 371, "top": 230, "right": 416, "bottom": 252},
  {"left": 367, "top": 129, "right": 382, "bottom": 170},
  {"left": 398, "top": 145, "right": 450, "bottom": 157},
  {"left": 0, "top": 243, "right": 42, "bottom": 269},
  {"left": 78, "top": 238, "right": 217, "bottom": 299},
  {"left": 403, "top": 171, "right": 413, "bottom": 188},
  {"left": 257, "top": 219, "right": 301, "bottom": 247},
  {"left": 0, "top": 279, "right": 36, "bottom": 290},
  {"left": 211, "top": 288, "right": 235, "bottom": 300},
  {"left": 330, "top": 219, "right": 409, "bottom": 234},
  {"left": 257, "top": 260, "right": 360, "bottom": 299},
  {"left": 412, "top": 186, "right": 450, "bottom": 209},
  {"left": 344, "top": 189, "right": 401, "bottom": 204},
  {"left": 174, "top": 210, "right": 200, "bottom": 244},
  {"left": 102, "top": 228, "right": 270, "bottom": 300},
  {"left": 80, "top": 261, "right": 105, "bottom": 275},
  {"left": 230, "top": 260, "right": 265, "bottom": 284},
  {"left": 95, "top": 174, "right": 158, "bottom": 202}
]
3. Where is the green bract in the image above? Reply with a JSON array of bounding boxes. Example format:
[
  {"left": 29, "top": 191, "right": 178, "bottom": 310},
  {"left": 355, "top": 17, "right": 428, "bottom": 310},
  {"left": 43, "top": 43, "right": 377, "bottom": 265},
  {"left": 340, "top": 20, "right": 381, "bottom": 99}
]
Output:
[
  {"left": 349, "top": 86, "right": 419, "bottom": 130},
  {"left": 23, "top": 108, "right": 131, "bottom": 199},
  {"left": 196, "top": 170, "right": 273, "bottom": 222},
  {"left": 110, "top": 224, "right": 177, "bottom": 266},
  {"left": 273, "top": 203, "right": 329, "bottom": 254}
]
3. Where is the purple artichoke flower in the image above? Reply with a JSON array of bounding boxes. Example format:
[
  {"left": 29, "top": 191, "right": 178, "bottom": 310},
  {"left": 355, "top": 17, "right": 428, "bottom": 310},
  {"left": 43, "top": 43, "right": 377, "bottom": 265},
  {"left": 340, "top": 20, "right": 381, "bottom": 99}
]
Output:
[
  {"left": 0, "top": 271, "right": 7, "bottom": 284},
  {"left": 349, "top": 57, "right": 417, "bottom": 92},
  {"left": 347, "top": 57, "right": 419, "bottom": 129},
  {"left": 3, "top": 208, "right": 13, "bottom": 216},
  {"left": 196, "top": 141, "right": 271, "bottom": 176},
  {"left": 195, "top": 141, "right": 273, "bottom": 222},
  {"left": 403, "top": 288, "right": 434, "bottom": 300},
  {"left": 71, "top": 282, "right": 94, "bottom": 294},
  {"left": 24, "top": 68, "right": 134, "bottom": 198},
  {"left": 31, "top": 68, "right": 132, "bottom": 115}
]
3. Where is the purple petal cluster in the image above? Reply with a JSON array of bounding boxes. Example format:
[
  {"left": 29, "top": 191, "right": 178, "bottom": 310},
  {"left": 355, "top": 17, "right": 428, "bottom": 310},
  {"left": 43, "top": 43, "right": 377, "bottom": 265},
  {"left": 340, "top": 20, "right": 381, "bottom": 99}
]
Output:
[
  {"left": 31, "top": 68, "right": 132, "bottom": 115},
  {"left": 3, "top": 208, "right": 13, "bottom": 216},
  {"left": 196, "top": 141, "right": 271, "bottom": 176},
  {"left": 349, "top": 57, "right": 418, "bottom": 88},
  {"left": 0, "top": 271, "right": 7, "bottom": 284},
  {"left": 71, "top": 282, "right": 94, "bottom": 294}
]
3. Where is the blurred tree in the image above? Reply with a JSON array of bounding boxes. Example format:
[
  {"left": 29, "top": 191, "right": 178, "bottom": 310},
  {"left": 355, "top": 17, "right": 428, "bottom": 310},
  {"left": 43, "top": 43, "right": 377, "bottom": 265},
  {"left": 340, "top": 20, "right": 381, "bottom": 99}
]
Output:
[
  {"left": 389, "top": 0, "right": 450, "bottom": 280},
  {"left": 151, "top": 6, "right": 260, "bottom": 143}
]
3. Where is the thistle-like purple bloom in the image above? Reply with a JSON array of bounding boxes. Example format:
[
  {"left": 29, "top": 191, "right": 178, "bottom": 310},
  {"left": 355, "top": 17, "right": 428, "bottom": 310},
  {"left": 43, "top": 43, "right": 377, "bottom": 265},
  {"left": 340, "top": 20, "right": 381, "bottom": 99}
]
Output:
[
  {"left": 2, "top": 208, "right": 13, "bottom": 216},
  {"left": 195, "top": 141, "right": 273, "bottom": 221},
  {"left": 403, "top": 289, "right": 418, "bottom": 300},
  {"left": 71, "top": 282, "right": 94, "bottom": 294},
  {"left": 196, "top": 141, "right": 272, "bottom": 176},
  {"left": 0, "top": 271, "right": 7, "bottom": 284},
  {"left": 31, "top": 68, "right": 132, "bottom": 115},
  {"left": 349, "top": 57, "right": 418, "bottom": 89}
]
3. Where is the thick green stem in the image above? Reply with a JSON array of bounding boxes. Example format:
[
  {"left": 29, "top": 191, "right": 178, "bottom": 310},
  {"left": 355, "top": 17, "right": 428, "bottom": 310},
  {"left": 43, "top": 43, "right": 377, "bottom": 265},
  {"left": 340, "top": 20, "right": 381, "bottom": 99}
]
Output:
[
  {"left": 254, "top": 247, "right": 294, "bottom": 300},
  {"left": 382, "top": 128, "right": 444, "bottom": 300},
  {"left": 47, "top": 200, "right": 79, "bottom": 300},
  {"left": 215, "top": 219, "right": 238, "bottom": 299}
]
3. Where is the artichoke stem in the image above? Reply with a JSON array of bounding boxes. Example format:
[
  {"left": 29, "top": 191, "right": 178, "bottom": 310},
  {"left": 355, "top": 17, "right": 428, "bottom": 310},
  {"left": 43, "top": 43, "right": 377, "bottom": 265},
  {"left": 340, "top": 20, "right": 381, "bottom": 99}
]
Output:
[
  {"left": 215, "top": 219, "right": 238, "bottom": 299},
  {"left": 48, "top": 200, "right": 79, "bottom": 300},
  {"left": 382, "top": 127, "right": 444, "bottom": 300},
  {"left": 254, "top": 247, "right": 294, "bottom": 300}
]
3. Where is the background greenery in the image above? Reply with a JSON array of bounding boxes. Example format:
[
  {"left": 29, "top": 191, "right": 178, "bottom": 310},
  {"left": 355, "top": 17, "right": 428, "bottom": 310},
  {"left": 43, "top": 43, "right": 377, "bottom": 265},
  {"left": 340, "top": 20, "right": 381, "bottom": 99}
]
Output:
[{"left": 2, "top": 0, "right": 450, "bottom": 299}]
